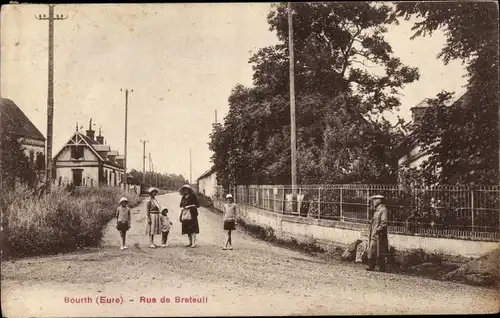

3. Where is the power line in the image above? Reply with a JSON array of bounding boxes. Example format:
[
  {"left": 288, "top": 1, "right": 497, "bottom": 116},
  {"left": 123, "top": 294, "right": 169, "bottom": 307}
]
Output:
[{"left": 35, "top": 4, "right": 68, "bottom": 193}]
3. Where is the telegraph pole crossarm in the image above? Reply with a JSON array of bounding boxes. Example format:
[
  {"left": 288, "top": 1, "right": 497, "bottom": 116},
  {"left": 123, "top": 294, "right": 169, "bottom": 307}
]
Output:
[{"left": 35, "top": 4, "right": 68, "bottom": 193}]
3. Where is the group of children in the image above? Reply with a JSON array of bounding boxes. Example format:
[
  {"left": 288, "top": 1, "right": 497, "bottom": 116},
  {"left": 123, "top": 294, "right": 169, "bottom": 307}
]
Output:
[{"left": 115, "top": 193, "right": 238, "bottom": 250}]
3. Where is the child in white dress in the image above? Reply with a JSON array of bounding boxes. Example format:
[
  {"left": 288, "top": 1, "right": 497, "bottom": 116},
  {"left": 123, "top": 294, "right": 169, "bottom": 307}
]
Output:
[{"left": 160, "top": 208, "right": 173, "bottom": 247}]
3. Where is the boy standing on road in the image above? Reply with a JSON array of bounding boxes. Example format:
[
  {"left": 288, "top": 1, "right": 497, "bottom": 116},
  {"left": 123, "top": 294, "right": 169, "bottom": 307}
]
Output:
[
  {"left": 116, "top": 197, "right": 131, "bottom": 250},
  {"left": 222, "top": 194, "right": 237, "bottom": 250},
  {"left": 160, "top": 208, "right": 173, "bottom": 247}
]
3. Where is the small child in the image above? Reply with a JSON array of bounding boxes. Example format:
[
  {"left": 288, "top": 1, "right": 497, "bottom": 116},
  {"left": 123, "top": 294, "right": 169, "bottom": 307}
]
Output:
[
  {"left": 116, "top": 197, "right": 131, "bottom": 250},
  {"left": 222, "top": 194, "right": 237, "bottom": 250},
  {"left": 160, "top": 208, "right": 173, "bottom": 247}
]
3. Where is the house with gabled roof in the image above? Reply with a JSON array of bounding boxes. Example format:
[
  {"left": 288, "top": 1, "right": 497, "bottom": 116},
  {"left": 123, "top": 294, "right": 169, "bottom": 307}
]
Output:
[
  {"left": 53, "top": 118, "right": 125, "bottom": 187},
  {"left": 0, "top": 98, "right": 46, "bottom": 175}
]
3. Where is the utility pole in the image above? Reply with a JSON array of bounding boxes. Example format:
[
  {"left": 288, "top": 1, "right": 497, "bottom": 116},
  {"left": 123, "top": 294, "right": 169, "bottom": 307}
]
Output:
[
  {"left": 215, "top": 110, "right": 218, "bottom": 125},
  {"left": 35, "top": 5, "right": 67, "bottom": 192},
  {"left": 140, "top": 139, "right": 148, "bottom": 186},
  {"left": 155, "top": 164, "right": 159, "bottom": 188},
  {"left": 120, "top": 88, "right": 133, "bottom": 186},
  {"left": 189, "top": 148, "right": 192, "bottom": 184},
  {"left": 288, "top": 2, "right": 298, "bottom": 211},
  {"left": 149, "top": 152, "right": 152, "bottom": 186}
]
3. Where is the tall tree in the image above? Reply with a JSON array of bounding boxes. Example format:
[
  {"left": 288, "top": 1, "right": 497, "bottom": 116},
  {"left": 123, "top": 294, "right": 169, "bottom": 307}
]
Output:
[
  {"left": 0, "top": 119, "right": 37, "bottom": 189},
  {"left": 210, "top": 2, "right": 418, "bottom": 186},
  {"left": 396, "top": 1, "right": 499, "bottom": 185}
]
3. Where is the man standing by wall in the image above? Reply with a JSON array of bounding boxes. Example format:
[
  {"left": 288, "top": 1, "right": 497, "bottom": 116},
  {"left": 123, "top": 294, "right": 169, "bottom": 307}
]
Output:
[{"left": 367, "top": 195, "right": 389, "bottom": 272}]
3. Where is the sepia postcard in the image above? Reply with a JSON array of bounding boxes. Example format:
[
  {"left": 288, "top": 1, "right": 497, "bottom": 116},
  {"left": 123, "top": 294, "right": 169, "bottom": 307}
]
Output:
[{"left": 1, "top": 2, "right": 499, "bottom": 317}]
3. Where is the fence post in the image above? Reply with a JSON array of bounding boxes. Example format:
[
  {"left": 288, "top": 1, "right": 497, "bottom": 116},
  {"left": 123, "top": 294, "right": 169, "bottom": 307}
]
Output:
[
  {"left": 318, "top": 187, "right": 321, "bottom": 220},
  {"left": 366, "top": 189, "right": 370, "bottom": 220},
  {"left": 471, "top": 189, "right": 474, "bottom": 233},
  {"left": 340, "top": 188, "right": 343, "bottom": 221}
]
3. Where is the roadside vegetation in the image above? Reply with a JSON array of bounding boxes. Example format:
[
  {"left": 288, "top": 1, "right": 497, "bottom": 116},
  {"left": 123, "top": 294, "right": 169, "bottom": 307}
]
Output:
[{"left": 1, "top": 186, "right": 142, "bottom": 259}]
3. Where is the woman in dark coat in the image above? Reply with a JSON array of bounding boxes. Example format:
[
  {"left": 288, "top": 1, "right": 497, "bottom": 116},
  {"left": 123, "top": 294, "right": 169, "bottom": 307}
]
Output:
[{"left": 179, "top": 184, "right": 200, "bottom": 247}]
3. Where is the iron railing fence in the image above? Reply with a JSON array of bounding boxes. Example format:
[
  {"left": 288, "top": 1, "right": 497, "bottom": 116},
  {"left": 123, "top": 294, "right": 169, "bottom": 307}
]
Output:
[{"left": 213, "top": 184, "right": 500, "bottom": 240}]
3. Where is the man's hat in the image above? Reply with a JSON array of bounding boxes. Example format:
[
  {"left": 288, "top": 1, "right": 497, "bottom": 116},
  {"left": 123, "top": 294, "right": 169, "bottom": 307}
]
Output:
[
  {"left": 369, "top": 194, "right": 384, "bottom": 200},
  {"left": 225, "top": 194, "right": 233, "bottom": 199}
]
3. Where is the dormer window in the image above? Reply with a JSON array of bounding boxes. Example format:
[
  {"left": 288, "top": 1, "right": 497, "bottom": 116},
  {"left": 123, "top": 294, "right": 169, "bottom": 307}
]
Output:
[{"left": 71, "top": 145, "right": 84, "bottom": 160}]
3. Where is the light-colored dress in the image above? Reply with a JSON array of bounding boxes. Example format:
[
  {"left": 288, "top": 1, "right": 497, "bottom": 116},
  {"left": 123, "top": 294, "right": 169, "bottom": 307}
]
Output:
[
  {"left": 160, "top": 214, "right": 171, "bottom": 232},
  {"left": 145, "top": 197, "right": 162, "bottom": 235}
]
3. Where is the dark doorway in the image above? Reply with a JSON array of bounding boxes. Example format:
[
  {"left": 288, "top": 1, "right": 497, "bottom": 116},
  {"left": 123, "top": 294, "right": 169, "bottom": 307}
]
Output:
[{"left": 72, "top": 169, "right": 83, "bottom": 186}]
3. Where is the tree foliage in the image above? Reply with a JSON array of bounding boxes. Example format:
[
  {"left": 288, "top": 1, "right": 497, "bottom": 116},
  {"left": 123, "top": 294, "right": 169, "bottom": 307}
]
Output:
[
  {"left": 396, "top": 2, "right": 499, "bottom": 185},
  {"left": 0, "top": 119, "right": 37, "bottom": 189},
  {"left": 128, "top": 168, "right": 189, "bottom": 190},
  {"left": 209, "top": 3, "right": 419, "bottom": 186}
]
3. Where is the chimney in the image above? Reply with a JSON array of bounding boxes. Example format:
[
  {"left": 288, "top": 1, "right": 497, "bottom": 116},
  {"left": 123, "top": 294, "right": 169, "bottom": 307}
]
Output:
[
  {"left": 96, "top": 126, "right": 104, "bottom": 144},
  {"left": 410, "top": 99, "right": 430, "bottom": 126},
  {"left": 86, "top": 118, "right": 95, "bottom": 141}
]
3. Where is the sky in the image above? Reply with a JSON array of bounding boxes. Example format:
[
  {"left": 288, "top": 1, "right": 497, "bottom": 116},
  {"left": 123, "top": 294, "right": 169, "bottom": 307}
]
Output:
[{"left": 0, "top": 3, "right": 468, "bottom": 182}]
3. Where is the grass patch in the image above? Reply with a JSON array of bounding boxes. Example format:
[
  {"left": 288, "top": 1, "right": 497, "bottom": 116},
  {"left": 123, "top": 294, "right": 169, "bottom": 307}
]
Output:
[{"left": 1, "top": 186, "right": 142, "bottom": 259}]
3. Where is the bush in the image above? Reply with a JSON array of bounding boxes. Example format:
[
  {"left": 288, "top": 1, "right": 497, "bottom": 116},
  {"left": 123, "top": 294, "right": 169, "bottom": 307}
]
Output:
[
  {"left": 1, "top": 186, "right": 142, "bottom": 259},
  {"left": 196, "top": 193, "right": 214, "bottom": 208}
]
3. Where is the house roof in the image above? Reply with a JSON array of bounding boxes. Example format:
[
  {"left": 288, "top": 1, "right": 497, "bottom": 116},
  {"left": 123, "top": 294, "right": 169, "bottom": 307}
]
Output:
[
  {"left": 197, "top": 167, "right": 216, "bottom": 181},
  {"left": 53, "top": 131, "right": 124, "bottom": 170},
  {"left": 94, "top": 144, "right": 111, "bottom": 152},
  {"left": 0, "top": 98, "right": 45, "bottom": 141}
]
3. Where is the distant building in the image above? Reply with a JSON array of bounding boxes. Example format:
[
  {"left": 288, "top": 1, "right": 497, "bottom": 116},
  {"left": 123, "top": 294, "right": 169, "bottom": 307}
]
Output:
[
  {"left": 397, "top": 98, "right": 433, "bottom": 171},
  {"left": 396, "top": 93, "right": 469, "bottom": 183},
  {"left": 197, "top": 168, "right": 217, "bottom": 197},
  {"left": 0, "top": 98, "right": 46, "bottom": 179},
  {"left": 53, "top": 119, "right": 124, "bottom": 187}
]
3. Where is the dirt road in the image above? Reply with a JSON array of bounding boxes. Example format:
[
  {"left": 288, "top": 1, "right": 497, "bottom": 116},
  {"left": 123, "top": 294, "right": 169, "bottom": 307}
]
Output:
[{"left": 2, "top": 193, "right": 498, "bottom": 316}]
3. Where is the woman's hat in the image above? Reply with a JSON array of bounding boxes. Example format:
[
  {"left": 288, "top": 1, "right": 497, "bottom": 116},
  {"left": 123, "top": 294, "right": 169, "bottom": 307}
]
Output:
[
  {"left": 369, "top": 194, "right": 384, "bottom": 200},
  {"left": 119, "top": 197, "right": 128, "bottom": 203},
  {"left": 178, "top": 184, "right": 192, "bottom": 193},
  {"left": 148, "top": 187, "right": 159, "bottom": 194},
  {"left": 225, "top": 194, "right": 233, "bottom": 199}
]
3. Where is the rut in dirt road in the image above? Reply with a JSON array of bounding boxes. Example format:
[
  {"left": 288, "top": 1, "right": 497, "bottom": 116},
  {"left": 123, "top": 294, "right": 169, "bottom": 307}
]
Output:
[{"left": 2, "top": 193, "right": 499, "bottom": 316}]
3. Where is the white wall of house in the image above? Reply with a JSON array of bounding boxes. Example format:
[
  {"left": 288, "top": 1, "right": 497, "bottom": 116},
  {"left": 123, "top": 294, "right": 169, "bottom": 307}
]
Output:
[
  {"left": 198, "top": 172, "right": 217, "bottom": 197},
  {"left": 55, "top": 166, "right": 99, "bottom": 187},
  {"left": 103, "top": 165, "right": 123, "bottom": 186},
  {"left": 398, "top": 145, "right": 430, "bottom": 169}
]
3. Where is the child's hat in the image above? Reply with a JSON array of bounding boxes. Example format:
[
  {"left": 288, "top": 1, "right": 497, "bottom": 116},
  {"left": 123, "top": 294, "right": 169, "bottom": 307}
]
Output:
[
  {"left": 225, "top": 194, "right": 233, "bottom": 199},
  {"left": 148, "top": 187, "right": 159, "bottom": 194},
  {"left": 119, "top": 197, "right": 128, "bottom": 203}
]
